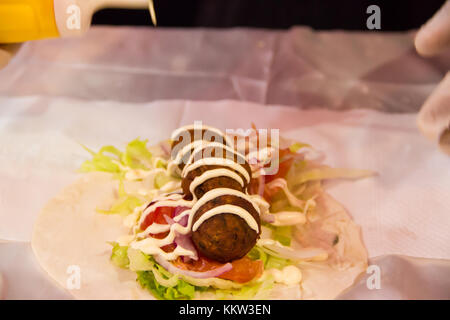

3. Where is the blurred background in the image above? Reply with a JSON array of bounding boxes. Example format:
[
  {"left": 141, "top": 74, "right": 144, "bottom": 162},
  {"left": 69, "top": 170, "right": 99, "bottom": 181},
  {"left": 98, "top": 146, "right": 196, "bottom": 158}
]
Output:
[{"left": 92, "top": 0, "right": 446, "bottom": 30}]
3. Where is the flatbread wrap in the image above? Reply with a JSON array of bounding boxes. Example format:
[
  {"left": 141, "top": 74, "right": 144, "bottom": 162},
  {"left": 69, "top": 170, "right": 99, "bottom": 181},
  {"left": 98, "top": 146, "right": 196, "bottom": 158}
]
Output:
[{"left": 32, "top": 123, "right": 372, "bottom": 300}]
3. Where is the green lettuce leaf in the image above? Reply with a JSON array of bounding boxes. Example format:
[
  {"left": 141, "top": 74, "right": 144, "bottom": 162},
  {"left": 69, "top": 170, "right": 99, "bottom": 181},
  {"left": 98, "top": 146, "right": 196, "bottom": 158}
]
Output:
[
  {"left": 97, "top": 178, "right": 144, "bottom": 215},
  {"left": 289, "top": 142, "right": 311, "bottom": 153},
  {"left": 248, "top": 245, "right": 291, "bottom": 270},
  {"left": 271, "top": 226, "right": 293, "bottom": 247},
  {"left": 79, "top": 145, "right": 122, "bottom": 174},
  {"left": 110, "top": 243, "right": 129, "bottom": 269},
  {"left": 121, "top": 138, "right": 153, "bottom": 169},
  {"left": 137, "top": 270, "right": 198, "bottom": 300},
  {"left": 214, "top": 278, "right": 274, "bottom": 300},
  {"left": 154, "top": 171, "right": 173, "bottom": 189},
  {"left": 289, "top": 166, "right": 375, "bottom": 186},
  {"left": 79, "top": 138, "right": 153, "bottom": 174}
]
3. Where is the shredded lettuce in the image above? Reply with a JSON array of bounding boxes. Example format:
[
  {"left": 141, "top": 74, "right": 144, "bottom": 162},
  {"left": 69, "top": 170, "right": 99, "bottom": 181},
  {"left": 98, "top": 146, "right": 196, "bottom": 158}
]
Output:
[
  {"left": 121, "top": 138, "right": 153, "bottom": 169},
  {"left": 127, "top": 247, "right": 153, "bottom": 271},
  {"left": 130, "top": 250, "right": 205, "bottom": 300},
  {"left": 289, "top": 166, "right": 375, "bottom": 186},
  {"left": 80, "top": 145, "right": 123, "bottom": 174},
  {"left": 80, "top": 138, "right": 153, "bottom": 174},
  {"left": 265, "top": 255, "right": 291, "bottom": 270},
  {"left": 269, "top": 190, "right": 302, "bottom": 213},
  {"left": 214, "top": 278, "right": 274, "bottom": 300},
  {"left": 97, "top": 178, "right": 144, "bottom": 215},
  {"left": 271, "top": 226, "right": 293, "bottom": 247},
  {"left": 110, "top": 243, "right": 129, "bottom": 269},
  {"left": 154, "top": 171, "right": 173, "bottom": 189},
  {"left": 111, "top": 244, "right": 291, "bottom": 300},
  {"left": 119, "top": 247, "right": 272, "bottom": 299},
  {"left": 137, "top": 270, "right": 199, "bottom": 300},
  {"left": 259, "top": 224, "right": 293, "bottom": 247},
  {"left": 155, "top": 158, "right": 167, "bottom": 169},
  {"left": 289, "top": 142, "right": 311, "bottom": 153},
  {"left": 247, "top": 246, "right": 268, "bottom": 265},
  {"left": 248, "top": 246, "right": 291, "bottom": 270}
]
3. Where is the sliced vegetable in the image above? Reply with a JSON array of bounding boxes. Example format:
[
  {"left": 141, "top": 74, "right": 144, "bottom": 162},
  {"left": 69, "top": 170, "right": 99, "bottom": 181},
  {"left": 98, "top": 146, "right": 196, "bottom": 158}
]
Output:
[
  {"left": 80, "top": 138, "right": 153, "bottom": 174},
  {"left": 137, "top": 270, "right": 197, "bottom": 300},
  {"left": 271, "top": 226, "right": 293, "bottom": 246},
  {"left": 219, "top": 257, "right": 263, "bottom": 284},
  {"left": 154, "top": 255, "right": 232, "bottom": 279},
  {"left": 79, "top": 145, "right": 122, "bottom": 174},
  {"left": 214, "top": 277, "right": 274, "bottom": 300},
  {"left": 247, "top": 245, "right": 291, "bottom": 270},
  {"left": 97, "top": 178, "right": 144, "bottom": 216},
  {"left": 258, "top": 240, "right": 328, "bottom": 262},
  {"left": 289, "top": 142, "right": 311, "bottom": 153},
  {"left": 154, "top": 171, "right": 173, "bottom": 189},
  {"left": 121, "top": 138, "right": 153, "bottom": 169},
  {"left": 110, "top": 243, "right": 129, "bottom": 269},
  {"left": 173, "top": 255, "right": 263, "bottom": 284},
  {"left": 289, "top": 166, "right": 375, "bottom": 186}
]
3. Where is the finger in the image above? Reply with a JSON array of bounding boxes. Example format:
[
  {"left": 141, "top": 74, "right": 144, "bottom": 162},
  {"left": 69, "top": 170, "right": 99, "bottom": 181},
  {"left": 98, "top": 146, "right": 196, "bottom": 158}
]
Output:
[
  {"left": 417, "top": 72, "right": 450, "bottom": 155},
  {"left": 415, "top": 0, "right": 450, "bottom": 57}
]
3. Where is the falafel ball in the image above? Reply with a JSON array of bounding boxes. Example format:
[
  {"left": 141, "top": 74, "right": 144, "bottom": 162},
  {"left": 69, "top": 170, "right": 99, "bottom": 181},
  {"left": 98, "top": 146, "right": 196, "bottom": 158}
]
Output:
[
  {"left": 171, "top": 128, "right": 228, "bottom": 172},
  {"left": 191, "top": 194, "right": 260, "bottom": 263},
  {"left": 181, "top": 145, "right": 251, "bottom": 199}
]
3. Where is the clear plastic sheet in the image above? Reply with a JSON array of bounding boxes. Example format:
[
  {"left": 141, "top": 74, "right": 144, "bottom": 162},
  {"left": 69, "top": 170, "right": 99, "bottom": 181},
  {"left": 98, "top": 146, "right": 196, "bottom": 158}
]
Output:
[{"left": 0, "top": 26, "right": 449, "bottom": 111}]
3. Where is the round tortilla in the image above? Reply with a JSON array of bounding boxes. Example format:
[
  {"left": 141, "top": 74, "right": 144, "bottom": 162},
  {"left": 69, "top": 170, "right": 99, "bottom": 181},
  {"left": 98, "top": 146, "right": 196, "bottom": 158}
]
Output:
[
  {"left": 32, "top": 172, "right": 367, "bottom": 299},
  {"left": 293, "top": 192, "right": 368, "bottom": 299}
]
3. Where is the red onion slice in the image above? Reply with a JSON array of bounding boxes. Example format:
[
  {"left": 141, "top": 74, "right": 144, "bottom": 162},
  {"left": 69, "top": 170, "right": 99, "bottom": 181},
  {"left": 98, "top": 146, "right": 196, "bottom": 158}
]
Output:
[
  {"left": 159, "top": 141, "right": 170, "bottom": 157},
  {"left": 174, "top": 206, "right": 189, "bottom": 217},
  {"left": 175, "top": 234, "right": 198, "bottom": 261},
  {"left": 177, "top": 215, "right": 188, "bottom": 227},
  {"left": 261, "top": 213, "right": 275, "bottom": 223},
  {"left": 163, "top": 214, "right": 175, "bottom": 225},
  {"left": 262, "top": 243, "right": 328, "bottom": 261},
  {"left": 154, "top": 255, "right": 232, "bottom": 279}
]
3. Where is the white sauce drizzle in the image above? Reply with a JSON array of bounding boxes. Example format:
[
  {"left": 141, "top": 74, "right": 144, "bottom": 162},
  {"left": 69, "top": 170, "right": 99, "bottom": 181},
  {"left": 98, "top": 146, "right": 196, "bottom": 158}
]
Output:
[
  {"left": 168, "top": 125, "right": 230, "bottom": 175},
  {"left": 138, "top": 198, "right": 191, "bottom": 226},
  {"left": 132, "top": 188, "right": 261, "bottom": 259},
  {"left": 130, "top": 125, "right": 267, "bottom": 261},
  {"left": 189, "top": 168, "right": 244, "bottom": 198},
  {"left": 192, "top": 188, "right": 260, "bottom": 215},
  {"left": 184, "top": 142, "right": 246, "bottom": 168},
  {"left": 173, "top": 140, "right": 206, "bottom": 165},
  {"left": 192, "top": 204, "right": 259, "bottom": 232},
  {"left": 182, "top": 158, "right": 250, "bottom": 182},
  {"left": 170, "top": 124, "right": 231, "bottom": 146}
]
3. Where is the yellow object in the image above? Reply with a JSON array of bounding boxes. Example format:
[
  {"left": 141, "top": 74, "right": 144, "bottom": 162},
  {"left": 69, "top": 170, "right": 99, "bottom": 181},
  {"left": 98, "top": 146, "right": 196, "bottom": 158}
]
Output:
[{"left": 0, "top": 0, "right": 59, "bottom": 43}]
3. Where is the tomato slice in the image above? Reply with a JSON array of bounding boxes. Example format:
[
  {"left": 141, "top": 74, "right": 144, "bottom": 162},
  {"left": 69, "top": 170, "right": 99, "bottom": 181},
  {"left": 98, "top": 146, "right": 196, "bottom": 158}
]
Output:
[
  {"left": 219, "top": 257, "right": 263, "bottom": 283},
  {"left": 173, "top": 255, "right": 263, "bottom": 284},
  {"left": 140, "top": 206, "right": 177, "bottom": 239},
  {"left": 264, "top": 148, "right": 294, "bottom": 183},
  {"left": 154, "top": 206, "right": 175, "bottom": 224}
]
